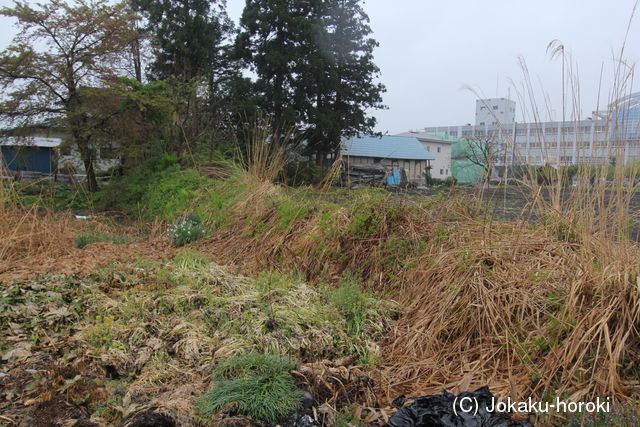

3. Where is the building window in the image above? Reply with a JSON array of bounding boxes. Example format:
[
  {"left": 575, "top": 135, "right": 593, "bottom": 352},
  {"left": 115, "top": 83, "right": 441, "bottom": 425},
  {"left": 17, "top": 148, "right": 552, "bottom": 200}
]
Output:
[
  {"left": 445, "top": 169, "right": 449, "bottom": 175},
  {"left": 493, "top": 105, "right": 498, "bottom": 110},
  {"left": 425, "top": 145, "right": 430, "bottom": 151},
  {"left": 479, "top": 122, "right": 485, "bottom": 126},
  {"left": 440, "top": 169, "right": 444, "bottom": 175},
  {"left": 437, "top": 147, "right": 441, "bottom": 153}
]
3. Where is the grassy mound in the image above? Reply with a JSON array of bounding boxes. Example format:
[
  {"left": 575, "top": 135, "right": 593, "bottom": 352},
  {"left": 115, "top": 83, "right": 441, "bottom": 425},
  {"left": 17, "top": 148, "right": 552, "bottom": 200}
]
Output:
[{"left": 185, "top": 169, "right": 640, "bottom": 415}]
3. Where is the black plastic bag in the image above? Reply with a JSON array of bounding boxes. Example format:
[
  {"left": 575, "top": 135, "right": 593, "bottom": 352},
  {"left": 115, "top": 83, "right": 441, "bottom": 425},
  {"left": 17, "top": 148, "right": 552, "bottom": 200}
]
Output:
[{"left": 388, "top": 386, "right": 533, "bottom": 427}]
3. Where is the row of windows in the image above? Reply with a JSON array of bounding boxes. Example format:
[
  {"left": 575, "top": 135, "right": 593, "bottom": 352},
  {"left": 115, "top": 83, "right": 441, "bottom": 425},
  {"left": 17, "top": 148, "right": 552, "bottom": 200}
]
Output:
[
  {"left": 504, "top": 140, "right": 634, "bottom": 150},
  {"left": 479, "top": 105, "right": 514, "bottom": 112},
  {"left": 436, "top": 124, "right": 610, "bottom": 138}
]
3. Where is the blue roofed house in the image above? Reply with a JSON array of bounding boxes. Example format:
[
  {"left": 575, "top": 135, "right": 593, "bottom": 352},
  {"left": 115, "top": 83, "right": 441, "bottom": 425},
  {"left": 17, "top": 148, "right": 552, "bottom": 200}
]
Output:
[{"left": 341, "top": 134, "right": 435, "bottom": 184}]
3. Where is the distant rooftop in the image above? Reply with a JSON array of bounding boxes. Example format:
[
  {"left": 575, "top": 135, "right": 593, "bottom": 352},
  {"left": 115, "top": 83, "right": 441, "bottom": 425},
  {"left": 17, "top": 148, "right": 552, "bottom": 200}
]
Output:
[
  {"left": 396, "top": 130, "right": 456, "bottom": 143},
  {"left": 0, "top": 136, "right": 62, "bottom": 148},
  {"left": 342, "top": 134, "right": 435, "bottom": 160}
]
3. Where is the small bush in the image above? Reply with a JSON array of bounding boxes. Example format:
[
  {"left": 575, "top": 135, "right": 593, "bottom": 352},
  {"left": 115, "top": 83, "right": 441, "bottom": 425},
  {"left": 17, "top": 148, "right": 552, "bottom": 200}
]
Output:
[
  {"left": 169, "top": 214, "right": 206, "bottom": 247},
  {"left": 142, "top": 168, "right": 203, "bottom": 220},
  {"left": 74, "top": 232, "right": 129, "bottom": 248},
  {"left": 198, "top": 353, "right": 302, "bottom": 423}
]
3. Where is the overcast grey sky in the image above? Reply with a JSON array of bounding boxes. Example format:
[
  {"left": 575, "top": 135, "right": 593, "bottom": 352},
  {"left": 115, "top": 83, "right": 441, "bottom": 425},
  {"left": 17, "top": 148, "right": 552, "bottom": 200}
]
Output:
[{"left": 0, "top": 0, "right": 638, "bottom": 134}]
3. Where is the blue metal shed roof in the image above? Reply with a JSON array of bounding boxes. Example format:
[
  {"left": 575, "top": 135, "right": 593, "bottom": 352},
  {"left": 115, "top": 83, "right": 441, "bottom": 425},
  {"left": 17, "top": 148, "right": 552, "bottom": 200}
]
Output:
[{"left": 341, "top": 135, "right": 435, "bottom": 161}]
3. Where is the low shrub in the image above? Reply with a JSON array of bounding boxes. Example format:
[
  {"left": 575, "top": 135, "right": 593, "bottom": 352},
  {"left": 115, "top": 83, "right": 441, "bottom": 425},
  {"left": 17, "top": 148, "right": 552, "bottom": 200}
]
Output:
[
  {"left": 96, "top": 154, "right": 204, "bottom": 220},
  {"left": 169, "top": 214, "right": 206, "bottom": 247},
  {"left": 142, "top": 168, "right": 203, "bottom": 220},
  {"left": 198, "top": 353, "right": 302, "bottom": 423}
]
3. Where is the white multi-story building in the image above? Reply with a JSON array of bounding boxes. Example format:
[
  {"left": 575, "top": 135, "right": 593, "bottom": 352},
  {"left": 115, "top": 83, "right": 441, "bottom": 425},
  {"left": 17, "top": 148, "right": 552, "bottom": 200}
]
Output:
[
  {"left": 475, "top": 97, "right": 516, "bottom": 126},
  {"left": 420, "top": 93, "right": 640, "bottom": 171},
  {"left": 396, "top": 131, "right": 453, "bottom": 179}
]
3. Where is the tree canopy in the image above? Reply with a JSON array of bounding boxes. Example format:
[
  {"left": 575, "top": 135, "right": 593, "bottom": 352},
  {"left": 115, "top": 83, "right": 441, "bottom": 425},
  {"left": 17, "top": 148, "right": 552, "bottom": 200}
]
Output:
[
  {"left": 0, "top": 0, "right": 386, "bottom": 185},
  {"left": 236, "top": 0, "right": 385, "bottom": 158},
  {"left": 0, "top": 0, "right": 145, "bottom": 190}
]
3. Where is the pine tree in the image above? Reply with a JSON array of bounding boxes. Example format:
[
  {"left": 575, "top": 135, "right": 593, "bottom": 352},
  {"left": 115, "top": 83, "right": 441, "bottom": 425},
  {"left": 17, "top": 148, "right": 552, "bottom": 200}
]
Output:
[
  {"left": 131, "top": 0, "right": 234, "bottom": 82},
  {"left": 316, "top": 0, "right": 385, "bottom": 156},
  {"left": 236, "top": 0, "right": 385, "bottom": 159},
  {"left": 236, "top": 0, "right": 315, "bottom": 133},
  {"left": 132, "top": 0, "right": 239, "bottom": 155}
]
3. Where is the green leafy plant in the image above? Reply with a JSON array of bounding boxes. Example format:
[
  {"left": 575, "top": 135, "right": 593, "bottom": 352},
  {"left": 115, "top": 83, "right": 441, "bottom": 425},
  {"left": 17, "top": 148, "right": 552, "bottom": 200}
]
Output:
[
  {"left": 84, "top": 315, "right": 125, "bottom": 350},
  {"left": 169, "top": 214, "right": 206, "bottom": 247},
  {"left": 198, "top": 353, "right": 302, "bottom": 423}
]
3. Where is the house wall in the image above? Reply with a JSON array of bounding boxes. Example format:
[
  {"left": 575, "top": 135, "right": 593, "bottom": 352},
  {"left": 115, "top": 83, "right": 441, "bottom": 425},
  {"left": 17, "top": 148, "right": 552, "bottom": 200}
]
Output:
[
  {"left": 58, "top": 150, "right": 119, "bottom": 174},
  {"left": 1, "top": 146, "right": 53, "bottom": 174},
  {"left": 22, "top": 128, "right": 119, "bottom": 174},
  {"left": 419, "top": 140, "right": 452, "bottom": 179},
  {"left": 344, "top": 155, "right": 427, "bottom": 183}
]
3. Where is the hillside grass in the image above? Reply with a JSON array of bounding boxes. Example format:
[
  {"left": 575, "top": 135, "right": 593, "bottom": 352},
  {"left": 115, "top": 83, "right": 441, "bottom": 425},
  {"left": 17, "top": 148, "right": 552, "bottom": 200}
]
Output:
[{"left": 2, "top": 164, "right": 640, "bottom": 425}]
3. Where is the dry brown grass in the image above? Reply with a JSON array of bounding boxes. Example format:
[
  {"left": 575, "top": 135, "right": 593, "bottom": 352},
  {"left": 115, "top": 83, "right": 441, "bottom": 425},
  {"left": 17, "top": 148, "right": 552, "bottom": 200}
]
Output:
[
  {"left": 0, "top": 180, "right": 170, "bottom": 281},
  {"left": 378, "top": 220, "right": 640, "bottom": 406},
  {"left": 0, "top": 181, "right": 72, "bottom": 264},
  {"left": 239, "top": 115, "right": 291, "bottom": 184}
]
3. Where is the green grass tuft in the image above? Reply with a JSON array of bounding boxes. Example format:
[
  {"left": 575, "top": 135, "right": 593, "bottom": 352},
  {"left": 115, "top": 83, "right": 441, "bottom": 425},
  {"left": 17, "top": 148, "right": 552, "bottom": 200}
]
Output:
[
  {"left": 74, "top": 232, "right": 130, "bottom": 248},
  {"left": 198, "top": 353, "right": 302, "bottom": 423}
]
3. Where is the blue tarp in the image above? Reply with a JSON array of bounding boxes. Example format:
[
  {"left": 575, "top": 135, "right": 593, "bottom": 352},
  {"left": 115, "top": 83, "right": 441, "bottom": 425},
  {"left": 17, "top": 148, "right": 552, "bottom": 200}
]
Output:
[{"left": 387, "top": 168, "right": 400, "bottom": 185}]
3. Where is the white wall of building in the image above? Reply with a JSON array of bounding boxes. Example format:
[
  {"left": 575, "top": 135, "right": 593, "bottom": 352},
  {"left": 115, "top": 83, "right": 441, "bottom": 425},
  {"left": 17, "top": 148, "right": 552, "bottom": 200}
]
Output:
[
  {"left": 421, "top": 120, "right": 632, "bottom": 168},
  {"left": 420, "top": 139, "right": 452, "bottom": 178},
  {"left": 475, "top": 98, "right": 516, "bottom": 126}
]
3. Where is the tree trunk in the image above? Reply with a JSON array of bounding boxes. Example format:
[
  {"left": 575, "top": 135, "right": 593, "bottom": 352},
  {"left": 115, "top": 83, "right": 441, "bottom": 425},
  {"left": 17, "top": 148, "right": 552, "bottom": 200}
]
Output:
[
  {"left": 74, "top": 131, "right": 98, "bottom": 192},
  {"left": 132, "top": 23, "right": 142, "bottom": 83}
]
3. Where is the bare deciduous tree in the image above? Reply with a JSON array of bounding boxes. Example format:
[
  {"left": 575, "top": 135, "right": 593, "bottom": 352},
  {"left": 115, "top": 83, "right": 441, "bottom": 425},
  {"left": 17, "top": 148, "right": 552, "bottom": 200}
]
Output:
[{"left": 452, "top": 135, "right": 503, "bottom": 184}]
